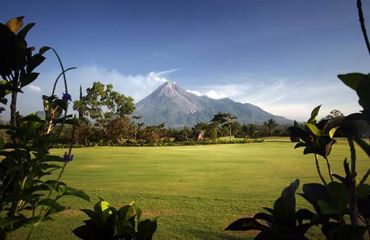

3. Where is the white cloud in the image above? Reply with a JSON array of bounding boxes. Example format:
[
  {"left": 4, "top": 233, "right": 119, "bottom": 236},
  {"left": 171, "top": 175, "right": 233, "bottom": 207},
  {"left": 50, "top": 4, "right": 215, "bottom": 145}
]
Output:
[
  {"left": 186, "top": 78, "right": 360, "bottom": 121},
  {"left": 1, "top": 65, "right": 179, "bottom": 118},
  {"left": 147, "top": 69, "right": 179, "bottom": 85},
  {"left": 55, "top": 65, "right": 179, "bottom": 103},
  {"left": 186, "top": 90, "right": 202, "bottom": 96},
  {"left": 26, "top": 84, "right": 42, "bottom": 93},
  {"left": 204, "top": 90, "right": 227, "bottom": 99}
]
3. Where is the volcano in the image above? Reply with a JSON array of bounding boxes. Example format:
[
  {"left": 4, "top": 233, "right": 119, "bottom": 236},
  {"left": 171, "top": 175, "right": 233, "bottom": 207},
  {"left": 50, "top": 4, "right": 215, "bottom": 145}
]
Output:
[{"left": 133, "top": 81, "right": 291, "bottom": 127}]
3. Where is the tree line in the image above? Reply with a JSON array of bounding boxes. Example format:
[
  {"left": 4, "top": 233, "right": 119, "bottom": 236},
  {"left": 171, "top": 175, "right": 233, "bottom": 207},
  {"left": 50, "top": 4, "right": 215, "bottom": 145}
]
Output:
[
  {"left": 52, "top": 81, "right": 293, "bottom": 146},
  {"left": 0, "top": 80, "right": 342, "bottom": 146}
]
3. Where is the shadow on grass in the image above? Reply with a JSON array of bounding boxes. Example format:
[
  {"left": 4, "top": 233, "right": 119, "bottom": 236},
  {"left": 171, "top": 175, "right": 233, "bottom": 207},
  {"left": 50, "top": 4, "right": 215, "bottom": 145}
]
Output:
[{"left": 185, "top": 228, "right": 254, "bottom": 240}]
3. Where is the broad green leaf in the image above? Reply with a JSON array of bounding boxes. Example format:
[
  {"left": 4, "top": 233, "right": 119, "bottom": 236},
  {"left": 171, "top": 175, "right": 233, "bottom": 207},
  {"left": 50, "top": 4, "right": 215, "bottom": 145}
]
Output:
[
  {"left": 38, "top": 198, "right": 65, "bottom": 212},
  {"left": 326, "top": 181, "right": 350, "bottom": 208},
  {"left": 27, "top": 54, "right": 45, "bottom": 73},
  {"left": 318, "top": 182, "right": 350, "bottom": 218},
  {"left": 72, "top": 225, "right": 94, "bottom": 240},
  {"left": 262, "top": 207, "right": 274, "bottom": 215},
  {"left": 6, "top": 16, "right": 24, "bottom": 33},
  {"left": 20, "top": 72, "right": 39, "bottom": 88},
  {"left": 94, "top": 200, "right": 112, "bottom": 222},
  {"left": 308, "top": 105, "right": 321, "bottom": 123},
  {"left": 14, "top": 35, "right": 27, "bottom": 69},
  {"left": 225, "top": 217, "right": 266, "bottom": 231},
  {"left": 317, "top": 200, "right": 341, "bottom": 216},
  {"left": 301, "top": 183, "right": 328, "bottom": 212},
  {"left": 118, "top": 205, "right": 135, "bottom": 221},
  {"left": 137, "top": 219, "right": 158, "bottom": 239},
  {"left": 39, "top": 46, "right": 51, "bottom": 55},
  {"left": 17, "top": 22, "right": 35, "bottom": 39},
  {"left": 94, "top": 200, "right": 110, "bottom": 213},
  {"left": 273, "top": 179, "right": 299, "bottom": 226},
  {"left": 328, "top": 127, "right": 337, "bottom": 138},
  {"left": 306, "top": 122, "right": 324, "bottom": 136},
  {"left": 357, "top": 75, "right": 370, "bottom": 112},
  {"left": 61, "top": 187, "right": 90, "bottom": 201},
  {"left": 44, "top": 180, "right": 66, "bottom": 192},
  {"left": 288, "top": 126, "right": 310, "bottom": 143},
  {"left": 323, "top": 138, "right": 335, "bottom": 158},
  {"left": 253, "top": 212, "right": 273, "bottom": 222},
  {"left": 338, "top": 73, "right": 366, "bottom": 91},
  {"left": 339, "top": 113, "right": 370, "bottom": 138},
  {"left": 80, "top": 209, "right": 101, "bottom": 227},
  {"left": 354, "top": 138, "right": 370, "bottom": 157},
  {"left": 294, "top": 142, "right": 306, "bottom": 149}
]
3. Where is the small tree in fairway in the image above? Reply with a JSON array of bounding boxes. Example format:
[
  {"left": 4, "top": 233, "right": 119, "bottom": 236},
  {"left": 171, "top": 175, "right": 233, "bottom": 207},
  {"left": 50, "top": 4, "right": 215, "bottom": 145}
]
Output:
[
  {"left": 211, "top": 112, "right": 236, "bottom": 141},
  {"left": 263, "top": 118, "right": 278, "bottom": 136}
]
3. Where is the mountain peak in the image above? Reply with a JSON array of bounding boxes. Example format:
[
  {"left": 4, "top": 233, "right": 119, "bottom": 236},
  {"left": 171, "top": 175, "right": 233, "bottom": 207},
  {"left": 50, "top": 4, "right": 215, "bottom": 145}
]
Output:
[
  {"left": 160, "top": 80, "right": 176, "bottom": 89},
  {"left": 165, "top": 80, "right": 176, "bottom": 85},
  {"left": 135, "top": 80, "right": 200, "bottom": 119},
  {"left": 134, "top": 81, "right": 291, "bottom": 127},
  {"left": 156, "top": 80, "right": 185, "bottom": 98}
]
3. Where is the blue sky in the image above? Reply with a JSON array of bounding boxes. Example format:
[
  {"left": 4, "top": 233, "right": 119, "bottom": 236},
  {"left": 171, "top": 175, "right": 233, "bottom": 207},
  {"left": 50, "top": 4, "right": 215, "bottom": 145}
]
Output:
[{"left": 2, "top": 0, "right": 370, "bottom": 121}]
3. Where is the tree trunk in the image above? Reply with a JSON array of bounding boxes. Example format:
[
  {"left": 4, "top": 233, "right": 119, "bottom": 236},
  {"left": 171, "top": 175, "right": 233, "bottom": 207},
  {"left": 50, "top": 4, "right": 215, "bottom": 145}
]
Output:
[
  {"left": 229, "top": 127, "right": 232, "bottom": 141},
  {"left": 10, "top": 91, "right": 17, "bottom": 127}
]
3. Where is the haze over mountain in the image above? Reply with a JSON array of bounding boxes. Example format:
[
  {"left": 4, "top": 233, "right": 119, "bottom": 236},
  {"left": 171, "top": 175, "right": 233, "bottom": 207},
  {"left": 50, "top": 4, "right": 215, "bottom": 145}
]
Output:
[{"left": 134, "top": 81, "right": 291, "bottom": 128}]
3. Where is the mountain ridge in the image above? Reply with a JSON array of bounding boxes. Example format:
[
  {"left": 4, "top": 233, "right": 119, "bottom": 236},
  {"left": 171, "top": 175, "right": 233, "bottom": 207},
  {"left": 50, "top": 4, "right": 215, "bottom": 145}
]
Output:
[{"left": 133, "top": 81, "right": 291, "bottom": 128}]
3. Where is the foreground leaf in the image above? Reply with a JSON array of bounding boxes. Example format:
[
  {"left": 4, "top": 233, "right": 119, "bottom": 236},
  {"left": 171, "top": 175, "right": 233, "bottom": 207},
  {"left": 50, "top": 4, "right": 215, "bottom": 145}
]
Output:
[
  {"left": 6, "top": 16, "right": 24, "bottom": 33},
  {"left": 254, "top": 225, "right": 308, "bottom": 240},
  {"left": 338, "top": 73, "right": 366, "bottom": 91},
  {"left": 17, "top": 22, "right": 35, "bottom": 39},
  {"left": 137, "top": 219, "right": 158, "bottom": 240},
  {"left": 225, "top": 217, "right": 266, "bottom": 231},
  {"left": 273, "top": 179, "right": 299, "bottom": 226},
  {"left": 308, "top": 105, "right": 321, "bottom": 123},
  {"left": 61, "top": 186, "right": 90, "bottom": 201}
]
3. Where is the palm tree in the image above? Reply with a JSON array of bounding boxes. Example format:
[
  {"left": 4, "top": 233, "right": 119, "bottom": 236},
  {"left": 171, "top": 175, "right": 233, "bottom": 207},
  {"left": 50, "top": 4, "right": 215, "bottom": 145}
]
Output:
[
  {"left": 211, "top": 112, "right": 236, "bottom": 141},
  {"left": 263, "top": 118, "right": 278, "bottom": 136}
]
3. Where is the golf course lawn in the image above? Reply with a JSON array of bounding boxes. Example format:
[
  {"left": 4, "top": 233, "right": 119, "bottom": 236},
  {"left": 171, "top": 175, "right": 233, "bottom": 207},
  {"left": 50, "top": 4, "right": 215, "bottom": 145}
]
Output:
[{"left": 8, "top": 138, "right": 369, "bottom": 240}]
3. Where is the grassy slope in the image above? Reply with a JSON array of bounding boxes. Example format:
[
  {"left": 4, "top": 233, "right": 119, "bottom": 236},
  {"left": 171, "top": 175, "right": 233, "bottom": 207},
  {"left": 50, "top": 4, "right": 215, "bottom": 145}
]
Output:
[{"left": 9, "top": 138, "right": 369, "bottom": 240}]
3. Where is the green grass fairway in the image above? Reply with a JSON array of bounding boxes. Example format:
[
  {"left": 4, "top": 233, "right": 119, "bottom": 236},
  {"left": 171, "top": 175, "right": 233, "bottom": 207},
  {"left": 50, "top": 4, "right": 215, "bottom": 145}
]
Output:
[{"left": 9, "top": 138, "right": 369, "bottom": 239}]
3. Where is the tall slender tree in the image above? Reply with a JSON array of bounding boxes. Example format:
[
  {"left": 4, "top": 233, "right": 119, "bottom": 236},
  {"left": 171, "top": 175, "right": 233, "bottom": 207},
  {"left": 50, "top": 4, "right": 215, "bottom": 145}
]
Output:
[
  {"left": 77, "top": 85, "right": 85, "bottom": 120},
  {"left": 211, "top": 112, "right": 236, "bottom": 141},
  {"left": 264, "top": 118, "right": 278, "bottom": 136}
]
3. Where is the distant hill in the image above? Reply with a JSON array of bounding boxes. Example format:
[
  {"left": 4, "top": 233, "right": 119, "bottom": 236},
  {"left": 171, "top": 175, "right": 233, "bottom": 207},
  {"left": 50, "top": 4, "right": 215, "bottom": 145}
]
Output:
[{"left": 133, "top": 81, "right": 292, "bottom": 128}]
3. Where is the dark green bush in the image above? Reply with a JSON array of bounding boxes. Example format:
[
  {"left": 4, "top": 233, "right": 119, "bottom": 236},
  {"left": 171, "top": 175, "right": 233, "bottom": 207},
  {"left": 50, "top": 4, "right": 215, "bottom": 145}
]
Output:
[{"left": 73, "top": 199, "right": 157, "bottom": 240}]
